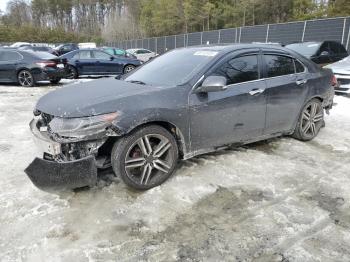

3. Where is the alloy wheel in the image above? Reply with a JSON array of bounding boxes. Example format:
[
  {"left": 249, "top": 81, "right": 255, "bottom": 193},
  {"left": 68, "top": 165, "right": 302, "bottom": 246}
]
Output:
[
  {"left": 301, "top": 101, "right": 324, "bottom": 138},
  {"left": 18, "top": 70, "right": 33, "bottom": 87},
  {"left": 124, "top": 134, "right": 174, "bottom": 186},
  {"left": 124, "top": 65, "right": 135, "bottom": 74}
]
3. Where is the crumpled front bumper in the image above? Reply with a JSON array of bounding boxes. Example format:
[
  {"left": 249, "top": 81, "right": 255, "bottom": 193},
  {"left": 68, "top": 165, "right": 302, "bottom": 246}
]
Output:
[
  {"left": 25, "top": 156, "right": 97, "bottom": 191},
  {"left": 25, "top": 118, "right": 98, "bottom": 191}
]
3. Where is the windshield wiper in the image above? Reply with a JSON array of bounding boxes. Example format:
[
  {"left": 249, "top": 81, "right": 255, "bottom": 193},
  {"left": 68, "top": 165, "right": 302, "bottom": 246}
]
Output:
[{"left": 127, "top": 80, "right": 147, "bottom": 85}]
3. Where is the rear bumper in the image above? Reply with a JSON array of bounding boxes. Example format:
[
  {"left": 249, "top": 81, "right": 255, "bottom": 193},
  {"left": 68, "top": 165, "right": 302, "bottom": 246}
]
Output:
[
  {"left": 25, "top": 156, "right": 97, "bottom": 191},
  {"left": 32, "top": 67, "right": 69, "bottom": 81}
]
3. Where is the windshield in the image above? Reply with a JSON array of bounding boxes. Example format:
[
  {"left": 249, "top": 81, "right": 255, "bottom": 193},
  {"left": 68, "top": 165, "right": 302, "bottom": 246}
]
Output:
[
  {"left": 286, "top": 43, "right": 320, "bottom": 57},
  {"left": 124, "top": 48, "right": 219, "bottom": 86}
]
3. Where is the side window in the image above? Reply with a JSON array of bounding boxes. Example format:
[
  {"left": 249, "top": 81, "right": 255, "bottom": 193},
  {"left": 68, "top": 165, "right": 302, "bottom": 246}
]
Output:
[
  {"left": 115, "top": 49, "right": 126, "bottom": 56},
  {"left": 294, "top": 59, "right": 305, "bottom": 73},
  {"left": 62, "top": 45, "right": 71, "bottom": 51},
  {"left": 264, "top": 55, "right": 295, "bottom": 77},
  {"left": 213, "top": 55, "right": 259, "bottom": 85},
  {"left": 79, "top": 51, "right": 92, "bottom": 59},
  {"left": 0, "top": 51, "right": 22, "bottom": 61},
  {"left": 93, "top": 51, "right": 111, "bottom": 60}
]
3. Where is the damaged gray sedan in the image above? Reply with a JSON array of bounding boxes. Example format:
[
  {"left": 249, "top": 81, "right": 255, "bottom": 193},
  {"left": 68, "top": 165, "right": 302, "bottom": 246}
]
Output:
[{"left": 25, "top": 44, "right": 335, "bottom": 191}]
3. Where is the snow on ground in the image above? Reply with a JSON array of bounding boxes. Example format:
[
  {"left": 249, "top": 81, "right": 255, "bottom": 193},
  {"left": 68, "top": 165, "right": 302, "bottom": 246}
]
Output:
[{"left": 0, "top": 79, "right": 349, "bottom": 262}]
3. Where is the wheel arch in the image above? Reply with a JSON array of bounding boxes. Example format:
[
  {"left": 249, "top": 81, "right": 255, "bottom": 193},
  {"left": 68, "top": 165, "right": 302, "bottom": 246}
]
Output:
[{"left": 112, "top": 120, "right": 187, "bottom": 159}]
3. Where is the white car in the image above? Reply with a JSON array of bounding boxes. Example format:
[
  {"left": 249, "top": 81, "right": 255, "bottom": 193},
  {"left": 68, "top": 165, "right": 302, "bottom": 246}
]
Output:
[
  {"left": 325, "top": 56, "right": 350, "bottom": 94},
  {"left": 10, "top": 42, "right": 31, "bottom": 48},
  {"left": 126, "top": 48, "right": 157, "bottom": 62},
  {"left": 78, "top": 42, "right": 96, "bottom": 49}
]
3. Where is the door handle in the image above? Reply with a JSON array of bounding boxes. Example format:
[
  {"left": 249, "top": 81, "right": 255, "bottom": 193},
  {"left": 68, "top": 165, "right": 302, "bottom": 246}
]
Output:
[
  {"left": 249, "top": 88, "right": 265, "bottom": 96},
  {"left": 296, "top": 79, "right": 307, "bottom": 85}
]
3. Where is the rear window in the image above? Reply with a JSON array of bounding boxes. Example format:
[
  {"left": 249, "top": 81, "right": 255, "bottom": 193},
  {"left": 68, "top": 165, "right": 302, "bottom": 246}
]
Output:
[{"left": 29, "top": 51, "right": 56, "bottom": 60}]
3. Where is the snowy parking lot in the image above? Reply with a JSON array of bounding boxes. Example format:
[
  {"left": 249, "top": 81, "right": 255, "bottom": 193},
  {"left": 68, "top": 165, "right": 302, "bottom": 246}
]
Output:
[{"left": 0, "top": 79, "right": 350, "bottom": 261}]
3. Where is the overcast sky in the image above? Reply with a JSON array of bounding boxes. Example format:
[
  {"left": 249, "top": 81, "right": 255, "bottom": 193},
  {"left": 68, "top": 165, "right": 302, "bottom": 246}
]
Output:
[{"left": 0, "top": 0, "right": 10, "bottom": 13}]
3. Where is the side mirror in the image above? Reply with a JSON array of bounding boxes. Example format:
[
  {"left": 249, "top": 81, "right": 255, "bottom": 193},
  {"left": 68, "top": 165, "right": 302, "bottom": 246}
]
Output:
[
  {"left": 196, "top": 76, "right": 227, "bottom": 93},
  {"left": 320, "top": 51, "right": 329, "bottom": 57},
  {"left": 110, "top": 56, "right": 114, "bottom": 61}
]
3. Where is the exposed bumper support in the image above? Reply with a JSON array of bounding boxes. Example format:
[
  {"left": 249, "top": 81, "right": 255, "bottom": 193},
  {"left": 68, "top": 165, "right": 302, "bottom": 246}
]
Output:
[{"left": 24, "top": 155, "right": 97, "bottom": 191}]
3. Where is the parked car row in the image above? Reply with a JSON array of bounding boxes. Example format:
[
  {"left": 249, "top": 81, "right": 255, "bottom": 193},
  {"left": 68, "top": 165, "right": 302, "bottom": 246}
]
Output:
[{"left": 0, "top": 46, "right": 144, "bottom": 87}]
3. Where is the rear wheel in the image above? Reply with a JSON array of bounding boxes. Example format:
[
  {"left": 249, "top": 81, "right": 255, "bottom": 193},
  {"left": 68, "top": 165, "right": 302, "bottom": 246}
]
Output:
[
  {"left": 292, "top": 99, "right": 324, "bottom": 141},
  {"left": 111, "top": 125, "right": 178, "bottom": 190},
  {"left": 123, "top": 65, "right": 135, "bottom": 74},
  {"left": 50, "top": 78, "right": 61, "bottom": 84},
  {"left": 18, "top": 70, "right": 35, "bottom": 87},
  {"left": 67, "top": 65, "right": 78, "bottom": 79}
]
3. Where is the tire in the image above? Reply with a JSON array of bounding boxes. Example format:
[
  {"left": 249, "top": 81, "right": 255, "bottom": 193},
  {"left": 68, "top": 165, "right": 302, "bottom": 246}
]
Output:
[
  {"left": 292, "top": 98, "right": 324, "bottom": 141},
  {"left": 18, "top": 69, "right": 35, "bottom": 87},
  {"left": 111, "top": 125, "right": 178, "bottom": 190},
  {"left": 67, "top": 65, "right": 78, "bottom": 79},
  {"left": 123, "top": 64, "right": 136, "bottom": 74},
  {"left": 50, "top": 78, "right": 61, "bottom": 84}
]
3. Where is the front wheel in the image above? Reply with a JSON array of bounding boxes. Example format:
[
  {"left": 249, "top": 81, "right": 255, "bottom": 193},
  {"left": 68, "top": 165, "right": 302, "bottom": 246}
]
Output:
[
  {"left": 18, "top": 70, "right": 35, "bottom": 87},
  {"left": 292, "top": 99, "right": 324, "bottom": 141},
  {"left": 111, "top": 125, "right": 178, "bottom": 190}
]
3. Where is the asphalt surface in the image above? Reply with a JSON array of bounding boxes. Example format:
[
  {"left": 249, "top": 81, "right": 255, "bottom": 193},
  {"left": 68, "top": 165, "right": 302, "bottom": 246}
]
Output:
[{"left": 0, "top": 79, "right": 349, "bottom": 262}]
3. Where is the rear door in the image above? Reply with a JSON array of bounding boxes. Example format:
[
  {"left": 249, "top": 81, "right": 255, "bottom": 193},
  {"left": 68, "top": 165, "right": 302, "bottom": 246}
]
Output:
[
  {"left": 73, "top": 51, "right": 96, "bottom": 75},
  {"left": 262, "top": 52, "right": 308, "bottom": 135},
  {"left": 0, "top": 51, "right": 22, "bottom": 81},
  {"left": 189, "top": 50, "right": 267, "bottom": 150},
  {"left": 92, "top": 50, "right": 122, "bottom": 74}
]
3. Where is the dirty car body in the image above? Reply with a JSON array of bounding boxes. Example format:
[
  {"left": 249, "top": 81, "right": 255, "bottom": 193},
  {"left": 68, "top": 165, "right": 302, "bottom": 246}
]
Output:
[{"left": 25, "top": 44, "right": 334, "bottom": 191}]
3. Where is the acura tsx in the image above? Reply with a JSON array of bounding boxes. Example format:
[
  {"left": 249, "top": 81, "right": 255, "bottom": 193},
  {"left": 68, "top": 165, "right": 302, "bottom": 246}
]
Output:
[{"left": 25, "top": 44, "right": 335, "bottom": 191}]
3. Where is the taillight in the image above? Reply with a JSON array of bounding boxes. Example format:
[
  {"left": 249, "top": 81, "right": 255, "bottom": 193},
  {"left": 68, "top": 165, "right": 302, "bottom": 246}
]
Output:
[
  {"left": 36, "top": 60, "right": 56, "bottom": 68},
  {"left": 331, "top": 75, "right": 338, "bottom": 87}
]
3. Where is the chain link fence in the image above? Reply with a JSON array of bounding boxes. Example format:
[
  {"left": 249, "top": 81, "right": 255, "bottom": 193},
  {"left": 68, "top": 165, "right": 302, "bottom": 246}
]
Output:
[{"left": 105, "top": 16, "right": 350, "bottom": 53}]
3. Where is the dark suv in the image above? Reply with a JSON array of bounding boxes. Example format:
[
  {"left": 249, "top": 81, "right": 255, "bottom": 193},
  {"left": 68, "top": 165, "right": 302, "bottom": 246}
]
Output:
[{"left": 286, "top": 41, "right": 348, "bottom": 65}]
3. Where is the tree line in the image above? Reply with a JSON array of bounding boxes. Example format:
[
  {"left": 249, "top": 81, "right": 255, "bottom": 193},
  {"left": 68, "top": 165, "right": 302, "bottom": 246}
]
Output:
[{"left": 0, "top": 0, "right": 349, "bottom": 43}]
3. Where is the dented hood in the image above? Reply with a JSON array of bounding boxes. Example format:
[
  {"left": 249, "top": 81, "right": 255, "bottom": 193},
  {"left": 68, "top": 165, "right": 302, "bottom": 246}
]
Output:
[{"left": 36, "top": 78, "right": 164, "bottom": 118}]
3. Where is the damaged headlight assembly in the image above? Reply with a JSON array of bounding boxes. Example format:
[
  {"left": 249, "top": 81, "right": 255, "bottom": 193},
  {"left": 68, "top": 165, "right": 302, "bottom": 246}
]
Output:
[{"left": 48, "top": 112, "right": 119, "bottom": 140}]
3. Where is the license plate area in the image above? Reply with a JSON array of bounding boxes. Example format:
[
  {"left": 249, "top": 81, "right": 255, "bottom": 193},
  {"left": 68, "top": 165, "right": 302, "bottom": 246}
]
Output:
[{"left": 57, "top": 64, "right": 64, "bottom": 68}]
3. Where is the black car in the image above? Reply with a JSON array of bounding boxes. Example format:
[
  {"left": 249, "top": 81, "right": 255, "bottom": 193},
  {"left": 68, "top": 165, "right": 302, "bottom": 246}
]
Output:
[
  {"left": 19, "top": 46, "right": 59, "bottom": 56},
  {"left": 60, "top": 49, "right": 141, "bottom": 78},
  {"left": 0, "top": 49, "right": 68, "bottom": 87},
  {"left": 54, "top": 43, "right": 79, "bottom": 56},
  {"left": 286, "top": 41, "right": 348, "bottom": 65},
  {"left": 25, "top": 44, "right": 334, "bottom": 191}
]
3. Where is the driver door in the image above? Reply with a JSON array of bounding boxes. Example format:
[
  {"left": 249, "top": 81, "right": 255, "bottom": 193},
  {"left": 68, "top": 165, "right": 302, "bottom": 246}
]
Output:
[{"left": 189, "top": 51, "right": 267, "bottom": 151}]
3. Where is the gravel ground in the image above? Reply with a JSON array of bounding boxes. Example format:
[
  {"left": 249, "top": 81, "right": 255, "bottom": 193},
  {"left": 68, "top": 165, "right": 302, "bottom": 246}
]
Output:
[{"left": 0, "top": 79, "right": 349, "bottom": 262}]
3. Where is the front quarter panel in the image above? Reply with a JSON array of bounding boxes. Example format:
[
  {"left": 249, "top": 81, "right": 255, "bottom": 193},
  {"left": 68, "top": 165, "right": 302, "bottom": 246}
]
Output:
[{"left": 111, "top": 85, "right": 190, "bottom": 153}]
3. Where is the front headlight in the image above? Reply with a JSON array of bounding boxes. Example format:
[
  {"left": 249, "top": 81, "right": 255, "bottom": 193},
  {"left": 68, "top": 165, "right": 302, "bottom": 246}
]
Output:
[{"left": 48, "top": 112, "right": 119, "bottom": 138}]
